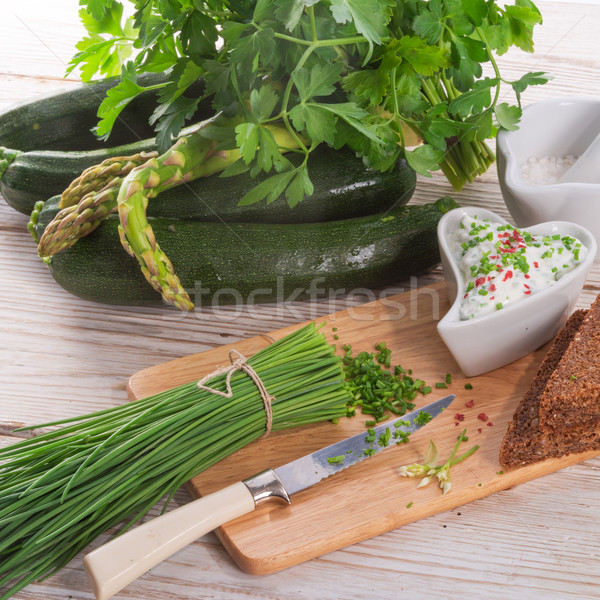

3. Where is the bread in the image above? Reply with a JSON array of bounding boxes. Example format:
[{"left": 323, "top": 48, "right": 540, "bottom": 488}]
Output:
[
  {"left": 538, "top": 294, "right": 600, "bottom": 433},
  {"left": 499, "top": 309, "right": 600, "bottom": 468}
]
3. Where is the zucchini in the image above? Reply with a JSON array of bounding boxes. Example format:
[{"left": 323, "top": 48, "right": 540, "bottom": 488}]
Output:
[
  {"left": 0, "top": 74, "right": 168, "bottom": 152},
  {"left": 34, "top": 196, "right": 458, "bottom": 307},
  {"left": 1, "top": 140, "right": 158, "bottom": 214},
  {"left": 38, "top": 146, "right": 416, "bottom": 228},
  {"left": 135, "top": 146, "right": 416, "bottom": 223},
  {"left": 0, "top": 75, "right": 208, "bottom": 214}
]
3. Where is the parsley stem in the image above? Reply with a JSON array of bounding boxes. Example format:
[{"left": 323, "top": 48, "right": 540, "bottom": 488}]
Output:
[
  {"left": 475, "top": 26, "right": 503, "bottom": 107},
  {"left": 309, "top": 5, "right": 318, "bottom": 42}
]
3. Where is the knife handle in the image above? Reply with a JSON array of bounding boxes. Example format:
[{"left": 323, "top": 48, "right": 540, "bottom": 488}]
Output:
[{"left": 83, "top": 481, "right": 255, "bottom": 600}]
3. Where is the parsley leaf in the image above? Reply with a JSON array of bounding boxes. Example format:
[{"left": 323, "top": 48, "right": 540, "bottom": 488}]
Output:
[
  {"left": 292, "top": 63, "right": 344, "bottom": 102},
  {"left": 511, "top": 71, "right": 553, "bottom": 106},
  {"left": 404, "top": 144, "right": 445, "bottom": 177},
  {"left": 289, "top": 103, "right": 337, "bottom": 145},
  {"left": 448, "top": 78, "right": 498, "bottom": 118},
  {"left": 329, "top": 0, "right": 391, "bottom": 46},
  {"left": 494, "top": 102, "right": 522, "bottom": 131},
  {"left": 95, "top": 72, "right": 146, "bottom": 139}
]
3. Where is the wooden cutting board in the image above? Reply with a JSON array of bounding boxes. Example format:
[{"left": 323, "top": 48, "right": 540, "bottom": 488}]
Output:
[{"left": 128, "top": 282, "right": 599, "bottom": 575}]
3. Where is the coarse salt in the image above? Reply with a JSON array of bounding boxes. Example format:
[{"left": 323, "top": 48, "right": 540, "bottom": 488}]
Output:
[{"left": 520, "top": 155, "right": 578, "bottom": 185}]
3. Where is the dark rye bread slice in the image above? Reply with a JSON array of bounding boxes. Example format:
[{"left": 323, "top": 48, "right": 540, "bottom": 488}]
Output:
[
  {"left": 499, "top": 309, "right": 600, "bottom": 468},
  {"left": 539, "top": 294, "right": 600, "bottom": 433}
]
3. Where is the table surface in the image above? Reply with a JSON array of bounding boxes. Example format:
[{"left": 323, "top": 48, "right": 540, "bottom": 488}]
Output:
[{"left": 2, "top": 2, "right": 600, "bottom": 599}]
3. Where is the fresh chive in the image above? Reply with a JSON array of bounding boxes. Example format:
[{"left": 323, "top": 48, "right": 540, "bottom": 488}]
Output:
[
  {"left": 327, "top": 455, "right": 346, "bottom": 464},
  {"left": 0, "top": 323, "right": 351, "bottom": 596}
]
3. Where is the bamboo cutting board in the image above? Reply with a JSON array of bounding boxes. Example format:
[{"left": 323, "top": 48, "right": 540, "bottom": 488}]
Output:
[{"left": 128, "top": 282, "right": 599, "bottom": 575}]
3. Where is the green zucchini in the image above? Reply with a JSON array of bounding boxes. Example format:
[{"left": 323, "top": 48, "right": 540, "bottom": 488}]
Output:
[
  {"left": 1, "top": 140, "right": 158, "bottom": 214},
  {"left": 135, "top": 146, "right": 416, "bottom": 223},
  {"left": 0, "top": 74, "right": 168, "bottom": 152},
  {"left": 38, "top": 146, "right": 416, "bottom": 227},
  {"left": 35, "top": 196, "right": 458, "bottom": 307},
  {"left": 0, "top": 75, "right": 208, "bottom": 214}
]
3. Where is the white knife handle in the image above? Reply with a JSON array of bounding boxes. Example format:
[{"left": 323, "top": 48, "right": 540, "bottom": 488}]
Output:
[{"left": 84, "top": 481, "right": 255, "bottom": 600}]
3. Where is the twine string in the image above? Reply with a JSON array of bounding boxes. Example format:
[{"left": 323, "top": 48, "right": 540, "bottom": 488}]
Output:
[{"left": 197, "top": 349, "right": 274, "bottom": 436}]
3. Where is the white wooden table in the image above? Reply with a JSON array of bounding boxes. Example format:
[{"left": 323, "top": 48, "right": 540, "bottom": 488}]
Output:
[{"left": 2, "top": 2, "right": 600, "bottom": 598}]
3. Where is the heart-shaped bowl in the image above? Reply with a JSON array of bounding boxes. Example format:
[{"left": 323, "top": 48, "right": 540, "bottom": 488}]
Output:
[
  {"left": 436, "top": 206, "right": 596, "bottom": 377},
  {"left": 496, "top": 96, "right": 600, "bottom": 249}
]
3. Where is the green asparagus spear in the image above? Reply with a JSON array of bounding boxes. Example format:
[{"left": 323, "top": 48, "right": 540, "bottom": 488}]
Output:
[
  {"left": 116, "top": 123, "right": 300, "bottom": 310},
  {"left": 59, "top": 151, "right": 158, "bottom": 208}
]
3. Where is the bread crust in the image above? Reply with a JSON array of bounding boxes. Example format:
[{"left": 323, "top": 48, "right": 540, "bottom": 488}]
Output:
[
  {"left": 499, "top": 309, "right": 600, "bottom": 468},
  {"left": 538, "top": 296, "right": 600, "bottom": 433}
]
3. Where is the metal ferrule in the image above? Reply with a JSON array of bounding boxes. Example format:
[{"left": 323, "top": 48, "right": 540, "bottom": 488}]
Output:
[{"left": 242, "top": 469, "right": 291, "bottom": 506}]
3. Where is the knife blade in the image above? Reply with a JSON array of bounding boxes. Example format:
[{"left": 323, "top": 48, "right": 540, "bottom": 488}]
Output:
[{"left": 83, "top": 394, "right": 454, "bottom": 600}]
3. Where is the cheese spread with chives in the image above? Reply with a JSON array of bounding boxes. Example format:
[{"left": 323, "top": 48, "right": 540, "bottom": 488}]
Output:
[{"left": 450, "top": 215, "right": 587, "bottom": 320}]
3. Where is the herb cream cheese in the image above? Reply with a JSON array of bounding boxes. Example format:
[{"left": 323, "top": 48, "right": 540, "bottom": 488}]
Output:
[{"left": 450, "top": 215, "right": 587, "bottom": 320}]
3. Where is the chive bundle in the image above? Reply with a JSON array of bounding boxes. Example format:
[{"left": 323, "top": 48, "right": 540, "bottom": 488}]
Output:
[{"left": 0, "top": 323, "right": 349, "bottom": 599}]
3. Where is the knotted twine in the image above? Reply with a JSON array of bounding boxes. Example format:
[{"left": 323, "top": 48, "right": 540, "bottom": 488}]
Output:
[{"left": 196, "top": 349, "right": 274, "bottom": 436}]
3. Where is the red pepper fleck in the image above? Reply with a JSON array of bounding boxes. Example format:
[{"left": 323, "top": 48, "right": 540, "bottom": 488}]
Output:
[
  {"left": 477, "top": 428, "right": 483, "bottom": 434},
  {"left": 478, "top": 413, "right": 489, "bottom": 422},
  {"left": 455, "top": 413, "right": 465, "bottom": 422},
  {"left": 503, "top": 270, "right": 513, "bottom": 282},
  {"left": 455, "top": 421, "right": 460, "bottom": 426},
  {"left": 524, "top": 274, "right": 531, "bottom": 279},
  {"left": 490, "top": 255, "right": 499, "bottom": 259},
  {"left": 489, "top": 283, "right": 496, "bottom": 292},
  {"left": 464, "top": 293, "right": 469, "bottom": 299},
  {"left": 475, "top": 277, "right": 486, "bottom": 287},
  {"left": 486, "top": 421, "right": 494, "bottom": 427},
  {"left": 524, "top": 290, "right": 532, "bottom": 295},
  {"left": 465, "top": 399, "right": 475, "bottom": 408},
  {"left": 533, "top": 261, "right": 539, "bottom": 268}
]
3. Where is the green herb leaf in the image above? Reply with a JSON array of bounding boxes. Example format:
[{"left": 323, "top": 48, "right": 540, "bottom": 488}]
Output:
[
  {"left": 341, "top": 69, "right": 390, "bottom": 107},
  {"left": 448, "top": 78, "right": 497, "bottom": 118},
  {"left": 495, "top": 102, "right": 522, "bottom": 131},
  {"left": 462, "top": 0, "right": 489, "bottom": 27},
  {"left": 250, "top": 85, "right": 280, "bottom": 123},
  {"left": 289, "top": 103, "right": 338, "bottom": 145},
  {"left": 511, "top": 71, "right": 553, "bottom": 105},
  {"left": 151, "top": 95, "right": 200, "bottom": 152},
  {"left": 237, "top": 169, "right": 295, "bottom": 206},
  {"left": 292, "top": 62, "right": 344, "bottom": 102},
  {"left": 404, "top": 144, "right": 444, "bottom": 176},
  {"left": 413, "top": 0, "right": 444, "bottom": 44},
  {"left": 396, "top": 35, "right": 450, "bottom": 76},
  {"left": 95, "top": 71, "right": 146, "bottom": 139},
  {"left": 286, "top": 162, "right": 314, "bottom": 208},
  {"left": 329, "top": 0, "right": 390, "bottom": 45}
]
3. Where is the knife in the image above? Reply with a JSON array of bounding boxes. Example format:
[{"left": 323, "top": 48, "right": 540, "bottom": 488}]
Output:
[{"left": 83, "top": 393, "right": 454, "bottom": 600}]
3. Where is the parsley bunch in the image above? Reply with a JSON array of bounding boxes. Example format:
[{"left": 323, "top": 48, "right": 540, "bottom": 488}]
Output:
[{"left": 70, "top": 0, "right": 549, "bottom": 203}]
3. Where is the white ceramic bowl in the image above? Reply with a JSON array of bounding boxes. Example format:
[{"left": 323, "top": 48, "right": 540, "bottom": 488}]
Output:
[
  {"left": 436, "top": 206, "right": 596, "bottom": 377},
  {"left": 497, "top": 96, "right": 600, "bottom": 249}
]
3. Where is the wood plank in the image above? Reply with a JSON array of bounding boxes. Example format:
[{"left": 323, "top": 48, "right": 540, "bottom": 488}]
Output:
[
  {"left": 127, "top": 282, "right": 600, "bottom": 575},
  {"left": 2, "top": 2, "right": 600, "bottom": 599}
]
